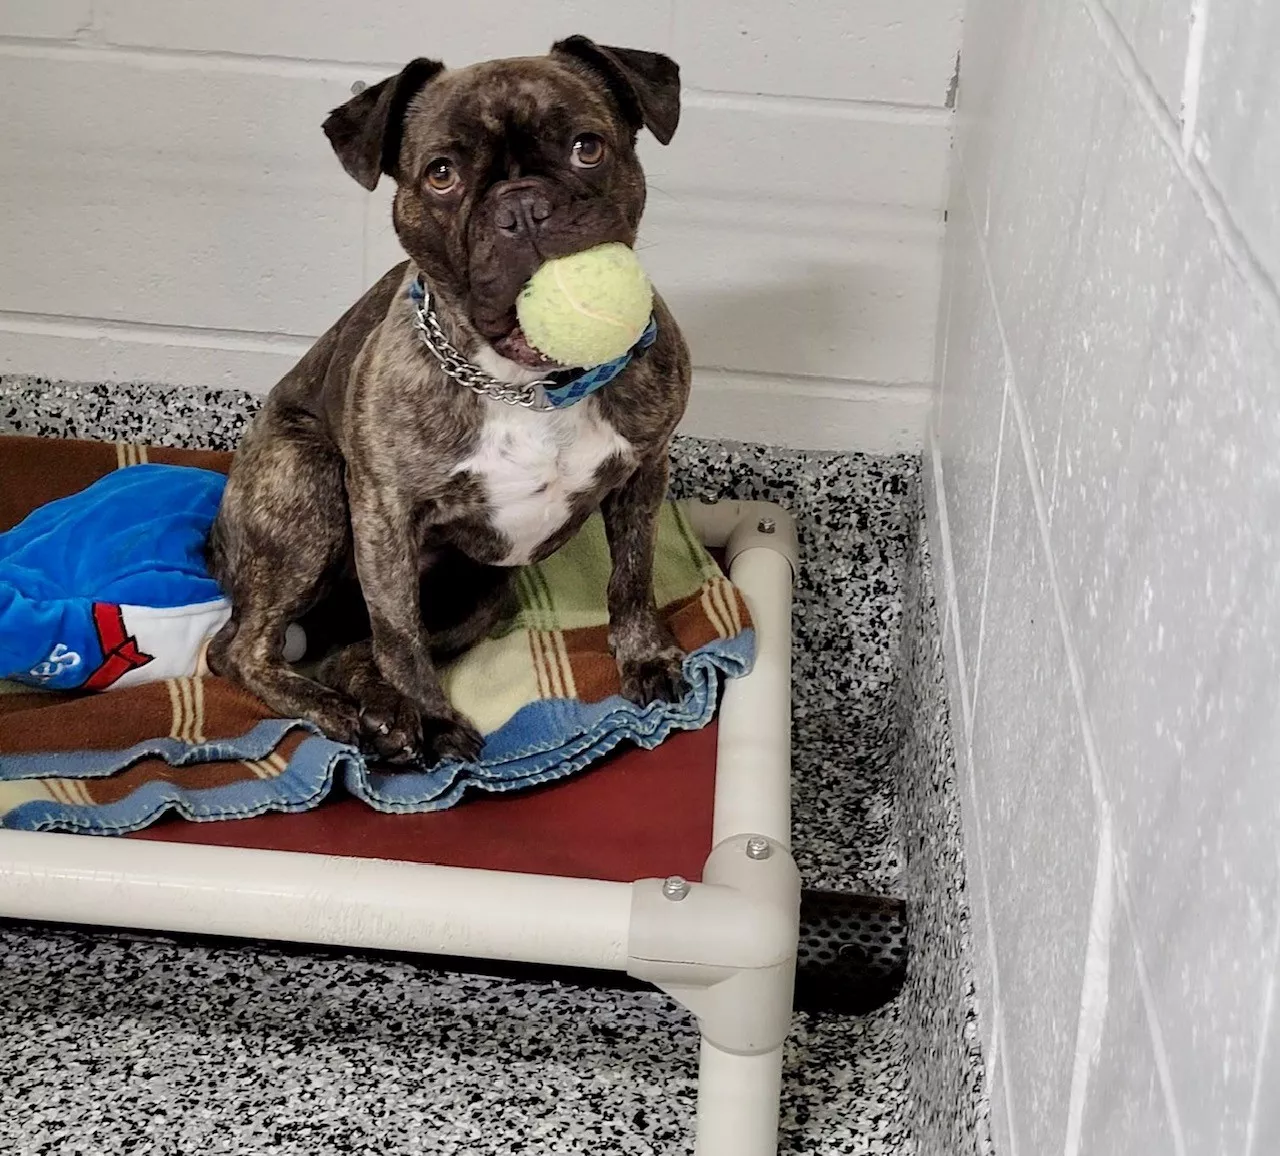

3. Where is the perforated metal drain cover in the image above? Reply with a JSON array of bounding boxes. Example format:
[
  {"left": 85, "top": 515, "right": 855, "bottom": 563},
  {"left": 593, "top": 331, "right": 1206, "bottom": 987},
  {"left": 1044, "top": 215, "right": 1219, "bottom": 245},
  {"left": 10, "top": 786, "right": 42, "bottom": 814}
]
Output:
[{"left": 794, "top": 890, "right": 908, "bottom": 1015}]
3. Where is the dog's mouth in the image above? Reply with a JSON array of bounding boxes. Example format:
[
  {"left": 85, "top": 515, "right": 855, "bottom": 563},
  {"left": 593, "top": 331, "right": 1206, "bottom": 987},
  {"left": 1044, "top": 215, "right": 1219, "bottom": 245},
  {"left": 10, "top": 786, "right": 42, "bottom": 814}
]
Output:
[{"left": 487, "top": 315, "right": 563, "bottom": 370}]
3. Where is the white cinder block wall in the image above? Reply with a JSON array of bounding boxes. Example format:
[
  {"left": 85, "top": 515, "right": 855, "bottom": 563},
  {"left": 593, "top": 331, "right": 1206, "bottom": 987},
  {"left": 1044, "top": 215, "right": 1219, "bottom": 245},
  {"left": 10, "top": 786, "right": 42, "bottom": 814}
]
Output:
[
  {"left": 0, "top": 1, "right": 963, "bottom": 451},
  {"left": 930, "top": 1, "right": 1280, "bottom": 1154}
]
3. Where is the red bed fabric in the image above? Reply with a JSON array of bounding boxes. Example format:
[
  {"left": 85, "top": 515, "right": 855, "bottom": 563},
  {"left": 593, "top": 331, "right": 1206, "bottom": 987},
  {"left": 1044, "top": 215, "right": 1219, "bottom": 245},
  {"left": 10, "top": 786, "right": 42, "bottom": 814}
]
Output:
[
  {"left": 2, "top": 434, "right": 721, "bottom": 884},
  {"left": 130, "top": 722, "right": 718, "bottom": 883}
]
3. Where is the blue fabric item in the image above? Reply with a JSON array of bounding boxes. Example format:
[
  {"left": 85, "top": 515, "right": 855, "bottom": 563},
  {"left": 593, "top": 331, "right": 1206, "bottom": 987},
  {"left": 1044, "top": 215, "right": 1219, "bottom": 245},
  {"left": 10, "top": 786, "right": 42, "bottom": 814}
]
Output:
[
  {"left": 409, "top": 275, "right": 658, "bottom": 409},
  {"left": 0, "top": 633, "right": 754, "bottom": 833},
  {"left": 0, "top": 465, "right": 228, "bottom": 690}
]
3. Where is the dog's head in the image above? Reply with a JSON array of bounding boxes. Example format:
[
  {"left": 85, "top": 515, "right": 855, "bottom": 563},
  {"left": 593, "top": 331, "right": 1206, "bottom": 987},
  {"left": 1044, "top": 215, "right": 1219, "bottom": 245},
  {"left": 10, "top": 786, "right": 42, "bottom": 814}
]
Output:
[{"left": 323, "top": 37, "right": 680, "bottom": 367}]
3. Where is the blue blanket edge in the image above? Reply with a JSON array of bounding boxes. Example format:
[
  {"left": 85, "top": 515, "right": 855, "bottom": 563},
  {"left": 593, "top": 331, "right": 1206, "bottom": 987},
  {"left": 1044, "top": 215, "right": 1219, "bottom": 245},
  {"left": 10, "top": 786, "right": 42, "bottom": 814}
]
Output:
[{"left": 1, "top": 630, "right": 754, "bottom": 835}]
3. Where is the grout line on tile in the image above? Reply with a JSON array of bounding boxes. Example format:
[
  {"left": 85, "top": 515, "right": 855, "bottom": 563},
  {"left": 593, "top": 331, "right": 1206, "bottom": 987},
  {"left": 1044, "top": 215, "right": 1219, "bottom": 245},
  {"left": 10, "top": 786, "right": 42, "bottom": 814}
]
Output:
[
  {"left": 936, "top": 239, "right": 956, "bottom": 417},
  {"left": 1047, "top": 344, "right": 1072, "bottom": 518},
  {"left": 0, "top": 309, "right": 320, "bottom": 352},
  {"left": 1243, "top": 858, "right": 1280, "bottom": 1156},
  {"left": 986, "top": 1009, "right": 1001, "bottom": 1083},
  {"left": 997, "top": 1016, "right": 1020, "bottom": 1156},
  {"left": 1179, "top": 0, "right": 1211, "bottom": 155},
  {"left": 967, "top": 734, "right": 1003, "bottom": 1071},
  {"left": 929, "top": 422, "right": 973, "bottom": 741},
  {"left": 981, "top": 921, "right": 1000, "bottom": 1071},
  {"left": 1080, "top": 0, "right": 1280, "bottom": 334},
  {"left": 681, "top": 88, "right": 957, "bottom": 123},
  {"left": 969, "top": 375, "right": 1010, "bottom": 715},
  {"left": 1115, "top": 876, "right": 1189, "bottom": 1156},
  {"left": 949, "top": 592, "right": 974, "bottom": 744},
  {"left": 953, "top": 625, "right": 1000, "bottom": 1065},
  {"left": 1062, "top": 814, "right": 1115, "bottom": 1156}
]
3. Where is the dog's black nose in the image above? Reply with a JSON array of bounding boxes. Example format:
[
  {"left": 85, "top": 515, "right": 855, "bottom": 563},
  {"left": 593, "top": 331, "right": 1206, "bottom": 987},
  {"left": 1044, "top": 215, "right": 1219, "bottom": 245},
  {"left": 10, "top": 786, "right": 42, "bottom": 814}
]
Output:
[{"left": 493, "top": 181, "right": 554, "bottom": 237}]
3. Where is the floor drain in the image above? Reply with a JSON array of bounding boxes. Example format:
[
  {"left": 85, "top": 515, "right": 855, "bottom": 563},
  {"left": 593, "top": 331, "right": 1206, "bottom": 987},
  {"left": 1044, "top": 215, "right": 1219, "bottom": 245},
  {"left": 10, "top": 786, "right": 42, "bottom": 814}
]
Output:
[{"left": 794, "top": 889, "right": 908, "bottom": 1015}]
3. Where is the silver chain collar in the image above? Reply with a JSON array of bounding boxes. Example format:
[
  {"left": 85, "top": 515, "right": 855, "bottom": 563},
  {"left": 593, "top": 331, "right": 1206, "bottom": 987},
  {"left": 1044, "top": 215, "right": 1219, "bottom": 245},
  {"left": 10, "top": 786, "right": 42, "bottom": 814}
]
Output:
[{"left": 410, "top": 281, "right": 556, "bottom": 411}]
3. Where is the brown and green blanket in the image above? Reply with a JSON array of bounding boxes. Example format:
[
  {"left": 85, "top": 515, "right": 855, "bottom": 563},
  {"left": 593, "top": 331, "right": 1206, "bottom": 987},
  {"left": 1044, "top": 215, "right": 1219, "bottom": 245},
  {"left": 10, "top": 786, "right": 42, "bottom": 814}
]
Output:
[{"left": 0, "top": 435, "right": 754, "bottom": 833}]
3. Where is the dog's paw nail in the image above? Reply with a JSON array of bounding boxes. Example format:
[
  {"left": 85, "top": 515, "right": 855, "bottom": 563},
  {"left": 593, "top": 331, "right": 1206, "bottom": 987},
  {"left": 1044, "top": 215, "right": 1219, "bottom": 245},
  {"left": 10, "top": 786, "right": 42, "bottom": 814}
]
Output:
[{"left": 357, "top": 698, "right": 424, "bottom": 766}]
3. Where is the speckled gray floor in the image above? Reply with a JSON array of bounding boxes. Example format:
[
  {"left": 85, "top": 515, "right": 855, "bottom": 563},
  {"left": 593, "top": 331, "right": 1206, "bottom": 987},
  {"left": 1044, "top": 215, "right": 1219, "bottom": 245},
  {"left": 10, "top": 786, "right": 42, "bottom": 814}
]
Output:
[
  {"left": 0, "top": 375, "right": 987, "bottom": 1156},
  {"left": 2, "top": 925, "right": 909, "bottom": 1156}
]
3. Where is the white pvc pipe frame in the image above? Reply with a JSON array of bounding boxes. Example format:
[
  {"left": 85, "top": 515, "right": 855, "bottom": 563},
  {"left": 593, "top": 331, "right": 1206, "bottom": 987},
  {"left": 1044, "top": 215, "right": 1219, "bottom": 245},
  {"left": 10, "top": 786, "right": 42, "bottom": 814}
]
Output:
[{"left": 0, "top": 499, "right": 798, "bottom": 1156}]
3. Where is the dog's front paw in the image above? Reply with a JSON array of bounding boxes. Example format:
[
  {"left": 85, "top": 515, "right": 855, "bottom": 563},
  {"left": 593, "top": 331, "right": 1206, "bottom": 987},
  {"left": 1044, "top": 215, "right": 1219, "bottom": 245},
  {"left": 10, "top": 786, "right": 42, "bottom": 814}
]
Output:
[
  {"left": 421, "top": 707, "right": 485, "bottom": 764},
  {"left": 357, "top": 690, "right": 423, "bottom": 766},
  {"left": 618, "top": 647, "right": 686, "bottom": 706},
  {"left": 311, "top": 693, "right": 364, "bottom": 747}
]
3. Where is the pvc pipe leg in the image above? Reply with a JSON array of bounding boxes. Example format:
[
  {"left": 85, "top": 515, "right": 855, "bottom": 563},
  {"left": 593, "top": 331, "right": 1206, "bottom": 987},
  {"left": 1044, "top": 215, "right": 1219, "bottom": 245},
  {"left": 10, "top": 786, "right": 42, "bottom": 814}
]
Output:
[{"left": 693, "top": 1036, "right": 784, "bottom": 1156}]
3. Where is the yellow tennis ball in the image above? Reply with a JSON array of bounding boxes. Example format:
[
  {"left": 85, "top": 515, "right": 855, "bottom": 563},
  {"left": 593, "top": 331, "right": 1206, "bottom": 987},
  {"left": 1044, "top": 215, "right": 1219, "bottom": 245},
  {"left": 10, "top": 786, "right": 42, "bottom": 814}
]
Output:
[{"left": 516, "top": 242, "right": 654, "bottom": 367}]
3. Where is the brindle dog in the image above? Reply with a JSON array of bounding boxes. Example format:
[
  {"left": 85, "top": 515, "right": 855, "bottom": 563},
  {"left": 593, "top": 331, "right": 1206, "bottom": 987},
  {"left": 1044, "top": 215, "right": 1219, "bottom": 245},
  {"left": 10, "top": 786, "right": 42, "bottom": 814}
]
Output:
[{"left": 207, "top": 38, "right": 691, "bottom": 766}]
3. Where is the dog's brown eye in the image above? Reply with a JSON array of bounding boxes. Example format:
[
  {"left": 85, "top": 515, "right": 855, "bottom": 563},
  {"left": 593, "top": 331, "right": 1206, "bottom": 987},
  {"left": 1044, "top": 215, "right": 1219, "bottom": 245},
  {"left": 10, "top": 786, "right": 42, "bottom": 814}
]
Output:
[
  {"left": 571, "top": 133, "right": 606, "bottom": 168},
  {"left": 426, "top": 158, "right": 458, "bottom": 192}
]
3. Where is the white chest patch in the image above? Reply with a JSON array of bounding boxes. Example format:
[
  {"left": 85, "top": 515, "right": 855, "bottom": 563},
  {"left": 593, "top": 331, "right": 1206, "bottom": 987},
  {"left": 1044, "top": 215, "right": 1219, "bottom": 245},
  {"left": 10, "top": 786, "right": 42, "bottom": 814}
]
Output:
[{"left": 455, "top": 395, "right": 634, "bottom": 566}]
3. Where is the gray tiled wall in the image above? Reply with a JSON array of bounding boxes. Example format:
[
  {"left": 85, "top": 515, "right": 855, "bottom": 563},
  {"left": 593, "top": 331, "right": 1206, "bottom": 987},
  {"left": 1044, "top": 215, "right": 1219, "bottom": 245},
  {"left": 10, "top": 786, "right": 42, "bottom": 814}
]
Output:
[{"left": 927, "top": 2, "right": 1280, "bottom": 1153}]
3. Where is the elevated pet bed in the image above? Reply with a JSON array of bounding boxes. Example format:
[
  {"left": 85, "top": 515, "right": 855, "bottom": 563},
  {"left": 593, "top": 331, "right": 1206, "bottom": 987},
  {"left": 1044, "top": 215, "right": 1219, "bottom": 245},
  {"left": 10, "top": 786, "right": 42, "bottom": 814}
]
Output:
[{"left": 0, "top": 435, "right": 895, "bottom": 1155}]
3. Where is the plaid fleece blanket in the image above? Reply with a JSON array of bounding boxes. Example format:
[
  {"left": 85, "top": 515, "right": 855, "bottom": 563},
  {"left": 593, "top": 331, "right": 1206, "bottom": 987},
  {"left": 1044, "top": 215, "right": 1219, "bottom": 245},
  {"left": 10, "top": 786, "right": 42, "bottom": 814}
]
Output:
[{"left": 0, "top": 436, "right": 754, "bottom": 834}]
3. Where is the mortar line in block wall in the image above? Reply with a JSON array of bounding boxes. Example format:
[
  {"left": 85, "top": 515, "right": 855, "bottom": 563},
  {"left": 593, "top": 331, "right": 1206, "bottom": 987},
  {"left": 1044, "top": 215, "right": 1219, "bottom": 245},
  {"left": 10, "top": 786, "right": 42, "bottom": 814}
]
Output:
[
  {"left": 961, "top": 169, "right": 1189, "bottom": 1156},
  {"left": 1114, "top": 869, "right": 1190, "bottom": 1156},
  {"left": 1243, "top": 870, "right": 1280, "bottom": 1156},
  {"left": 0, "top": 36, "right": 375, "bottom": 79},
  {"left": 0, "top": 310, "right": 318, "bottom": 353},
  {"left": 928, "top": 423, "right": 972, "bottom": 741},
  {"left": 997, "top": 1018, "right": 1020, "bottom": 1156},
  {"left": 682, "top": 88, "right": 956, "bottom": 124},
  {"left": 1080, "top": 0, "right": 1280, "bottom": 335},
  {"left": 1062, "top": 817, "right": 1115, "bottom": 1156},
  {"left": 969, "top": 377, "right": 1010, "bottom": 713},
  {"left": 0, "top": 36, "right": 957, "bottom": 122},
  {"left": 1179, "top": 0, "right": 1211, "bottom": 155},
  {"left": 971, "top": 740, "right": 1005, "bottom": 1073}
]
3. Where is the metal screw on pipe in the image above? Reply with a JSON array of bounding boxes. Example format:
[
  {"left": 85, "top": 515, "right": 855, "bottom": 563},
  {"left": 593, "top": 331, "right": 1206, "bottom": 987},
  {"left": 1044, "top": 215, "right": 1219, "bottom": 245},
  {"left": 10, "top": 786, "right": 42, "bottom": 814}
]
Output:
[
  {"left": 758, "top": 517, "right": 776, "bottom": 534},
  {"left": 745, "top": 836, "right": 773, "bottom": 860},
  {"left": 662, "top": 875, "right": 690, "bottom": 901}
]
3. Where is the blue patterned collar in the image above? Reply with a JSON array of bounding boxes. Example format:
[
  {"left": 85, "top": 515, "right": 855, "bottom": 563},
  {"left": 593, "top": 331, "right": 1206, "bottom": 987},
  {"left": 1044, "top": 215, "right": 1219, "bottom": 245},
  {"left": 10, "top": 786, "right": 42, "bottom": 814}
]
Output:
[{"left": 409, "top": 275, "right": 657, "bottom": 411}]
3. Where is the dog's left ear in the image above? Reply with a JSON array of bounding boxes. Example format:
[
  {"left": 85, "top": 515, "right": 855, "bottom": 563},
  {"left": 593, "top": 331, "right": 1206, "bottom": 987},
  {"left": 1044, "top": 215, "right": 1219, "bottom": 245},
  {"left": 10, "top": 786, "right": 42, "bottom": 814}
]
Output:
[
  {"left": 323, "top": 57, "right": 445, "bottom": 190},
  {"left": 551, "top": 36, "right": 681, "bottom": 145}
]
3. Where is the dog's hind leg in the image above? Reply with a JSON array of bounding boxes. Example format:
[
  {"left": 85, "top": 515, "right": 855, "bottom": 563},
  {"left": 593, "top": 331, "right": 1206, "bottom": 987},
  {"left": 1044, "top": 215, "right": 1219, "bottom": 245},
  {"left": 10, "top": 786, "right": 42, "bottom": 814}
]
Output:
[{"left": 206, "top": 429, "right": 362, "bottom": 744}]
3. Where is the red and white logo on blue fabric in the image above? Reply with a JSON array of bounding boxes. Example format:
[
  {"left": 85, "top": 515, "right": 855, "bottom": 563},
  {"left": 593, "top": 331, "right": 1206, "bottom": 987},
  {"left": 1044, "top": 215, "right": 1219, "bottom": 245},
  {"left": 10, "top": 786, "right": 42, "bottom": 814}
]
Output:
[{"left": 82, "top": 603, "right": 155, "bottom": 690}]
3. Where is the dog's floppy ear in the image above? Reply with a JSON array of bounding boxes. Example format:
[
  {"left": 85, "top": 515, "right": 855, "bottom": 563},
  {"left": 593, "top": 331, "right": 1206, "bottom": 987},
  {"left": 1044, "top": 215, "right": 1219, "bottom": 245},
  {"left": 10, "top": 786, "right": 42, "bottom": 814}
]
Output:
[
  {"left": 323, "top": 58, "right": 445, "bottom": 190},
  {"left": 551, "top": 36, "right": 681, "bottom": 145}
]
